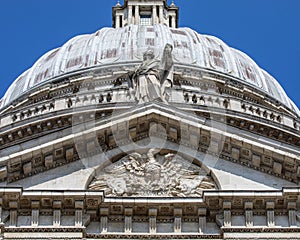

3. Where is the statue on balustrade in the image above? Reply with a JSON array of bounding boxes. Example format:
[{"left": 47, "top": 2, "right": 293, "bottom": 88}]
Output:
[{"left": 129, "top": 44, "right": 174, "bottom": 103}]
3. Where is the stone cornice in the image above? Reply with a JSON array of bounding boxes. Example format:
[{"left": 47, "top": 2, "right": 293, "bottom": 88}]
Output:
[
  {"left": 0, "top": 187, "right": 298, "bottom": 238},
  {"left": 0, "top": 102, "right": 299, "bottom": 184}
]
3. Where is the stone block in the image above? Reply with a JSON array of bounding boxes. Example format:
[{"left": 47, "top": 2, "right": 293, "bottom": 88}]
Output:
[
  {"left": 190, "top": 134, "right": 199, "bottom": 147},
  {"left": 198, "top": 208, "right": 207, "bottom": 216},
  {"left": 181, "top": 124, "right": 189, "bottom": 140},
  {"left": 244, "top": 202, "right": 253, "bottom": 210},
  {"left": 31, "top": 201, "right": 40, "bottom": 209},
  {"left": 54, "top": 148, "right": 64, "bottom": 158},
  {"left": 252, "top": 154, "right": 261, "bottom": 168},
  {"left": 44, "top": 155, "right": 53, "bottom": 168},
  {"left": 273, "top": 152, "right": 283, "bottom": 161},
  {"left": 108, "top": 135, "right": 116, "bottom": 147},
  {"left": 210, "top": 140, "right": 219, "bottom": 153},
  {"left": 86, "top": 141, "right": 95, "bottom": 153},
  {"left": 65, "top": 147, "right": 74, "bottom": 161},
  {"left": 252, "top": 145, "right": 263, "bottom": 154},
  {"left": 169, "top": 127, "right": 178, "bottom": 140},
  {"left": 125, "top": 208, "right": 133, "bottom": 216},
  {"left": 75, "top": 200, "right": 84, "bottom": 209},
  {"left": 273, "top": 162, "right": 282, "bottom": 175},
  {"left": 9, "top": 201, "right": 18, "bottom": 209},
  {"left": 231, "top": 138, "right": 243, "bottom": 147},
  {"left": 21, "top": 152, "right": 32, "bottom": 161},
  {"left": 223, "top": 201, "right": 231, "bottom": 210},
  {"left": 9, "top": 158, "right": 21, "bottom": 172},
  {"left": 266, "top": 201, "right": 275, "bottom": 210},
  {"left": 174, "top": 208, "right": 182, "bottom": 217},
  {"left": 129, "top": 127, "right": 136, "bottom": 139},
  {"left": 168, "top": 118, "right": 178, "bottom": 126},
  {"left": 149, "top": 208, "right": 157, "bottom": 217},
  {"left": 241, "top": 148, "right": 251, "bottom": 159},
  {"left": 53, "top": 200, "right": 62, "bottom": 209},
  {"left": 23, "top": 162, "right": 32, "bottom": 175},
  {"left": 297, "top": 166, "right": 300, "bottom": 176},
  {"left": 100, "top": 208, "right": 109, "bottom": 216},
  {"left": 0, "top": 166, "right": 7, "bottom": 179},
  {"left": 288, "top": 202, "right": 296, "bottom": 210},
  {"left": 263, "top": 155, "right": 273, "bottom": 166},
  {"left": 231, "top": 147, "right": 240, "bottom": 161}
]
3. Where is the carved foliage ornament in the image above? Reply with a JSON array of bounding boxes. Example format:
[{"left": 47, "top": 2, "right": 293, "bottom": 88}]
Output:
[{"left": 89, "top": 149, "right": 216, "bottom": 197}]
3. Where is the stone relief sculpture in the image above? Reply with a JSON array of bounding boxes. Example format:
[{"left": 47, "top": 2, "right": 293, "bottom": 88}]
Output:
[
  {"left": 89, "top": 148, "right": 216, "bottom": 197},
  {"left": 128, "top": 44, "right": 174, "bottom": 103}
]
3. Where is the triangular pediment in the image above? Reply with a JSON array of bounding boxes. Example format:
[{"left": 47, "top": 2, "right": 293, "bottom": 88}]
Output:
[
  {"left": 1, "top": 101, "right": 298, "bottom": 189},
  {"left": 89, "top": 148, "right": 216, "bottom": 197}
]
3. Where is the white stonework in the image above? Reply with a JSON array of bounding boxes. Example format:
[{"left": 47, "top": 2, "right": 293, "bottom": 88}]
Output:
[{"left": 0, "top": 0, "right": 299, "bottom": 239}]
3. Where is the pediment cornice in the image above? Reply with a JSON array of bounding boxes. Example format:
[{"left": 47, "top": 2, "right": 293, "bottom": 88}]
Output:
[{"left": 0, "top": 102, "right": 298, "bottom": 185}]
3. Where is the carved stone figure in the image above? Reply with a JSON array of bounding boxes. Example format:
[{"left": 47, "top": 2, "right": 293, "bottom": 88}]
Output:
[
  {"left": 89, "top": 149, "right": 216, "bottom": 197},
  {"left": 129, "top": 44, "right": 174, "bottom": 103}
]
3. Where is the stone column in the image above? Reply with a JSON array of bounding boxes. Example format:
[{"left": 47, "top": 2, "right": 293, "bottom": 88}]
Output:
[
  {"left": 159, "top": 6, "right": 163, "bottom": 24},
  {"left": 266, "top": 201, "right": 275, "bottom": 227},
  {"left": 100, "top": 208, "right": 109, "bottom": 233},
  {"left": 171, "top": 15, "right": 176, "bottom": 28},
  {"left": 198, "top": 208, "right": 207, "bottom": 234},
  {"left": 223, "top": 201, "right": 232, "bottom": 227},
  {"left": 116, "top": 15, "right": 120, "bottom": 28},
  {"left": 135, "top": 5, "right": 139, "bottom": 25},
  {"left": 75, "top": 200, "right": 83, "bottom": 227},
  {"left": 128, "top": 5, "right": 133, "bottom": 25},
  {"left": 244, "top": 202, "right": 253, "bottom": 227},
  {"left": 152, "top": 5, "right": 157, "bottom": 25},
  {"left": 149, "top": 208, "right": 157, "bottom": 234},
  {"left": 124, "top": 208, "right": 133, "bottom": 233}
]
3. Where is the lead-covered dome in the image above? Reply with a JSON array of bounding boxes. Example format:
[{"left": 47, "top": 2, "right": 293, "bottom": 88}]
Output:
[{"left": 1, "top": 24, "right": 299, "bottom": 116}]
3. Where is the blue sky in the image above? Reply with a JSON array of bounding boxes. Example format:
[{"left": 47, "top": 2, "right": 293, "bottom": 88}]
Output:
[{"left": 0, "top": 0, "right": 300, "bottom": 109}]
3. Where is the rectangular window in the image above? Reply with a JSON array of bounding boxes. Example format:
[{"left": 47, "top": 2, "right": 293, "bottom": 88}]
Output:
[{"left": 140, "top": 15, "right": 152, "bottom": 26}]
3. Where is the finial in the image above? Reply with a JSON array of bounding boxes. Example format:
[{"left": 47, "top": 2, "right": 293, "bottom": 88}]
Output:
[
  {"left": 171, "top": 1, "right": 175, "bottom": 7},
  {"left": 116, "top": 1, "right": 121, "bottom": 7}
]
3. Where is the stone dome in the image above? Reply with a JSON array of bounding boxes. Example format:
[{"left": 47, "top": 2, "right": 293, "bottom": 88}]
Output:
[{"left": 1, "top": 24, "right": 299, "bottom": 116}]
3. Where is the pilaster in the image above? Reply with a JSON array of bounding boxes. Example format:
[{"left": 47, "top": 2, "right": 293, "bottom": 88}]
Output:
[
  {"left": 149, "top": 208, "right": 157, "bottom": 234},
  {"left": 266, "top": 201, "right": 275, "bottom": 227},
  {"left": 100, "top": 207, "right": 108, "bottom": 233},
  {"left": 198, "top": 208, "right": 207, "bottom": 234},
  {"left": 53, "top": 200, "right": 62, "bottom": 227},
  {"left": 75, "top": 200, "right": 84, "bottom": 227},
  {"left": 223, "top": 201, "right": 232, "bottom": 227},
  {"left": 31, "top": 201, "right": 40, "bottom": 227},
  {"left": 124, "top": 208, "right": 133, "bottom": 233},
  {"left": 9, "top": 201, "right": 18, "bottom": 227},
  {"left": 244, "top": 201, "right": 253, "bottom": 227},
  {"left": 288, "top": 202, "right": 297, "bottom": 227},
  {"left": 174, "top": 208, "right": 182, "bottom": 233}
]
